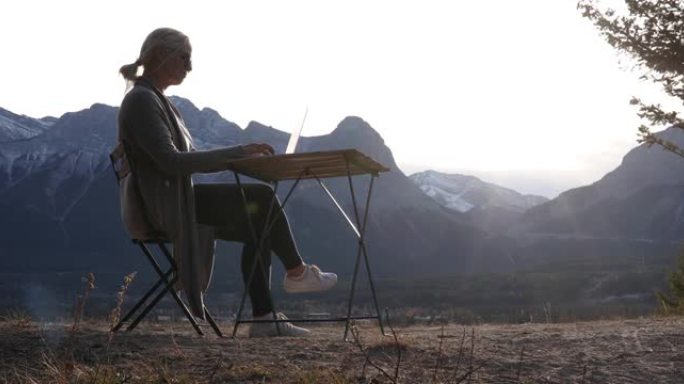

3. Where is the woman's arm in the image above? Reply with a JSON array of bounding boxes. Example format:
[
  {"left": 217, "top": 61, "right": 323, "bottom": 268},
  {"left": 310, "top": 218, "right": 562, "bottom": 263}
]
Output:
[{"left": 121, "top": 89, "right": 249, "bottom": 176}]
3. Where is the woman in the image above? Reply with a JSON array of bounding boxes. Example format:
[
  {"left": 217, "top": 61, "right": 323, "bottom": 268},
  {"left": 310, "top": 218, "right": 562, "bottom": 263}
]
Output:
[{"left": 116, "top": 27, "right": 337, "bottom": 337}]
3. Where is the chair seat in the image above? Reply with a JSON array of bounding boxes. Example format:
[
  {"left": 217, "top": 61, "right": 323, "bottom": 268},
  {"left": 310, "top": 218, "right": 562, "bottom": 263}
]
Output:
[
  {"left": 132, "top": 229, "right": 169, "bottom": 243},
  {"left": 132, "top": 238, "right": 169, "bottom": 244}
]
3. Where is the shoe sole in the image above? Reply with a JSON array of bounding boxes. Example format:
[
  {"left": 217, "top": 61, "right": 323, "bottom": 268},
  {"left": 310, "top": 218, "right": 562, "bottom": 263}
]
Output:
[{"left": 283, "top": 280, "right": 338, "bottom": 294}]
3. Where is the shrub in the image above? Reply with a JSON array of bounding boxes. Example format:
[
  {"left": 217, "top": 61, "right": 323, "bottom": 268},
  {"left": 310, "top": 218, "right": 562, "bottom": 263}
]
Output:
[{"left": 656, "top": 247, "right": 684, "bottom": 315}]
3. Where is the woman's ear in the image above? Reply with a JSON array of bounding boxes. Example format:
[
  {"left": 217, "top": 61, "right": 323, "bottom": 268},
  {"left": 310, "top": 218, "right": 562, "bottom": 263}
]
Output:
[
  {"left": 151, "top": 46, "right": 164, "bottom": 63},
  {"left": 148, "top": 46, "right": 169, "bottom": 68}
]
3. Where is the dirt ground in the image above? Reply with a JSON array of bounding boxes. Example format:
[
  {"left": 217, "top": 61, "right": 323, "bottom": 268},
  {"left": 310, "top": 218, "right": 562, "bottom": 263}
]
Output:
[{"left": 0, "top": 316, "right": 683, "bottom": 383}]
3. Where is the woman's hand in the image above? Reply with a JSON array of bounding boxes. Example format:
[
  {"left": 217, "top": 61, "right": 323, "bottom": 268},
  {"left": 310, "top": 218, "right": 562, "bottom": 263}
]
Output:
[{"left": 242, "top": 143, "right": 275, "bottom": 157}]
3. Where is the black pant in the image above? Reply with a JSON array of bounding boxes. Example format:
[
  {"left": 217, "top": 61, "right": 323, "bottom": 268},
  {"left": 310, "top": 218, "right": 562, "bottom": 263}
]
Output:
[{"left": 194, "top": 183, "right": 303, "bottom": 316}]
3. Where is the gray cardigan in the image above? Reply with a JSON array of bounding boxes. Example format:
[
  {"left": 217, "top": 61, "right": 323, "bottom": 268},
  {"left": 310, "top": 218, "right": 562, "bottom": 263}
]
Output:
[{"left": 117, "top": 78, "right": 245, "bottom": 318}]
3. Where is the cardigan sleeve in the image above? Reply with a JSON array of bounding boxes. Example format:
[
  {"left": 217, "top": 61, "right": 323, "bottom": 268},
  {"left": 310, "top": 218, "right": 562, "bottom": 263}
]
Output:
[{"left": 120, "top": 89, "right": 246, "bottom": 176}]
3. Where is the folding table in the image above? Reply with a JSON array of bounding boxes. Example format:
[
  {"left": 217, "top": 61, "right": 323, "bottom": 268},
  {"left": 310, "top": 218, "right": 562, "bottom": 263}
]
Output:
[{"left": 224, "top": 149, "right": 389, "bottom": 339}]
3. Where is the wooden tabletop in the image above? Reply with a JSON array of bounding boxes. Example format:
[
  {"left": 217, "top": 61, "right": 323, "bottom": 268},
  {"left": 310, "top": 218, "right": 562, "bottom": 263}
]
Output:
[{"left": 224, "top": 149, "right": 390, "bottom": 182}]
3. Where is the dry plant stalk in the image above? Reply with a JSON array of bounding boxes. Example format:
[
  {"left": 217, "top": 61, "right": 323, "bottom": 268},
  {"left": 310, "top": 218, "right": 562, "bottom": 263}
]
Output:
[
  {"left": 350, "top": 322, "right": 395, "bottom": 383},
  {"left": 467, "top": 328, "right": 475, "bottom": 384},
  {"left": 70, "top": 272, "right": 95, "bottom": 335},
  {"left": 170, "top": 328, "right": 187, "bottom": 359},
  {"left": 41, "top": 272, "right": 96, "bottom": 384},
  {"left": 108, "top": 272, "right": 137, "bottom": 340},
  {"left": 453, "top": 328, "right": 487, "bottom": 384},
  {"left": 386, "top": 309, "right": 402, "bottom": 381},
  {"left": 453, "top": 326, "right": 467, "bottom": 377},
  {"left": 515, "top": 346, "right": 525, "bottom": 382},
  {"left": 39, "top": 272, "right": 96, "bottom": 383},
  {"left": 431, "top": 326, "right": 487, "bottom": 384},
  {"left": 432, "top": 325, "right": 446, "bottom": 383},
  {"left": 349, "top": 310, "right": 402, "bottom": 383},
  {"left": 543, "top": 302, "right": 553, "bottom": 323}
]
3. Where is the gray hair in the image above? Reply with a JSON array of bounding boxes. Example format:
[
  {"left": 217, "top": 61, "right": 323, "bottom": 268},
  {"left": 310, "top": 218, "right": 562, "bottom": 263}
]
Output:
[{"left": 119, "top": 27, "right": 190, "bottom": 81}]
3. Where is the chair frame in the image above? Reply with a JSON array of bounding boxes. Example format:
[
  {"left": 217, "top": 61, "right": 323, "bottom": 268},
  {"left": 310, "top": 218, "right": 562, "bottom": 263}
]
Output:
[{"left": 110, "top": 239, "right": 223, "bottom": 337}]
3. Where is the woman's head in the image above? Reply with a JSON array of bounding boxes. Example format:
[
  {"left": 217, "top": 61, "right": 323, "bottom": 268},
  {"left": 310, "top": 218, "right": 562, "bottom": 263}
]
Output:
[{"left": 120, "top": 27, "right": 192, "bottom": 88}]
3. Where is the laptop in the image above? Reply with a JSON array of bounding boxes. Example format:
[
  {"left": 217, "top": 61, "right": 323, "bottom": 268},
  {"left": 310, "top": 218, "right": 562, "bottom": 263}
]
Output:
[{"left": 285, "top": 108, "right": 308, "bottom": 154}]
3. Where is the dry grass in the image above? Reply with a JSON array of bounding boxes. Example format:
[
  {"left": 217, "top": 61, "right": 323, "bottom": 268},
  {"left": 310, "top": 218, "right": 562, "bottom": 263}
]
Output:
[
  {"left": 0, "top": 309, "right": 32, "bottom": 329},
  {"left": 0, "top": 316, "right": 683, "bottom": 383},
  {"left": 108, "top": 272, "right": 137, "bottom": 337}
]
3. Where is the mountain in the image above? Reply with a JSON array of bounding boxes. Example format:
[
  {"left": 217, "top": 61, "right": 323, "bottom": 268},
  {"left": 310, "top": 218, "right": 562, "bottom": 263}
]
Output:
[
  {"left": 3, "top": 101, "right": 684, "bottom": 314},
  {"left": 410, "top": 171, "right": 547, "bottom": 213},
  {"left": 3, "top": 96, "right": 683, "bottom": 293},
  {"left": 0, "top": 99, "right": 497, "bottom": 279},
  {"left": 516, "top": 127, "right": 684, "bottom": 241},
  {"left": 410, "top": 170, "right": 548, "bottom": 233}
]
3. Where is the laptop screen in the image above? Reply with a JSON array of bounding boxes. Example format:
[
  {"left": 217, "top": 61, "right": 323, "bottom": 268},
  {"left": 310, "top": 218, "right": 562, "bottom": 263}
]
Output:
[{"left": 285, "top": 108, "right": 308, "bottom": 154}]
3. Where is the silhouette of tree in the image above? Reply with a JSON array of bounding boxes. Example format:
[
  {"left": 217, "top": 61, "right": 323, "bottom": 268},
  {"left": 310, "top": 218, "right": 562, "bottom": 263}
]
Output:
[
  {"left": 579, "top": 0, "right": 684, "bottom": 311},
  {"left": 578, "top": 0, "right": 684, "bottom": 157},
  {"left": 656, "top": 247, "right": 684, "bottom": 314}
]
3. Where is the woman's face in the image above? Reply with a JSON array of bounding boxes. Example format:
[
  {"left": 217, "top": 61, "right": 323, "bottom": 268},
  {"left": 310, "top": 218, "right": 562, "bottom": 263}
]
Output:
[{"left": 157, "top": 42, "right": 192, "bottom": 87}]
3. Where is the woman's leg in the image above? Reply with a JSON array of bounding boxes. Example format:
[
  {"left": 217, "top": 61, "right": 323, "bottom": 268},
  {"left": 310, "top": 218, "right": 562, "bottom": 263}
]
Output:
[
  {"left": 240, "top": 242, "right": 272, "bottom": 316},
  {"left": 194, "top": 183, "right": 304, "bottom": 316},
  {"left": 195, "top": 183, "right": 303, "bottom": 267}
]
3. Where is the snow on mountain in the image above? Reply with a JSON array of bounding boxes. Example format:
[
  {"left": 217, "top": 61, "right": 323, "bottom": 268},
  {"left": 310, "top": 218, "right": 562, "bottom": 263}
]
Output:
[
  {"left": 0, "top": 107, "right": 53, "bottom": 142},
  {"left": 410, "top": 170, "right": 548, "bottom": 213},
  {"left": 0, "top": 104, "right": 118, "bottom": 224}
]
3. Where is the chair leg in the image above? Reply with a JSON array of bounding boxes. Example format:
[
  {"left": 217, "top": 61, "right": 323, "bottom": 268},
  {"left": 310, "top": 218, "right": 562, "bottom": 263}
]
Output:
[
  {"left": 124, "top": 272, "right": 205, "bottom": 337},
  {"left": 120, "top": 241, "right": 223, "bottom": 337},
  {"left": 155, "top": 243, "right": 223, "bottom": 336},
  {"left": 143, "top": 243, "right": 206, "bottom": 336},
  {"left": 205, "top": 307, "right": 223, "bottom": 337},
  {"left": 126, "top": 278, "right": 171, "bottom": 332},
  {"left": 166, "top": 279, "right": 205, "bottom": 336}
]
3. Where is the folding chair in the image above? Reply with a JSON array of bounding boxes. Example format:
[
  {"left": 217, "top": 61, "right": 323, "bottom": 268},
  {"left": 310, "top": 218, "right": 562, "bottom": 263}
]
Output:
[
  {"left": 109, "top": 143, "right": 223, "bottom": 337},
  {"left": 110, "top": 238, "right": 223, "bottom": 337}
]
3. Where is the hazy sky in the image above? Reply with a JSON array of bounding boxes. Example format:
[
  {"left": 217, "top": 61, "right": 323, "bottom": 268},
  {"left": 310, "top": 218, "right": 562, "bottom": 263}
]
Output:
[{"left": 0, "top": 0, "right": 674, "bottom": 197}]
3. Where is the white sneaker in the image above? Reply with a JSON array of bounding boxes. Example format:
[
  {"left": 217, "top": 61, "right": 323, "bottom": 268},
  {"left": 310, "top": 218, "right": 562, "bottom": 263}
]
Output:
[
  {"left": 248, "top": 312, "right": 311, "bottom": 338},
  {"left": 284, "top": 264, "right": 338, "bottom": 293}
]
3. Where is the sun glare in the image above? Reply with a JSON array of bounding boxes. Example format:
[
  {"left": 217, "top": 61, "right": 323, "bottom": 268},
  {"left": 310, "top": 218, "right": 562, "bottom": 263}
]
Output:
[{"left": 0, "top": 0, "right": 671, "bottom": 195}]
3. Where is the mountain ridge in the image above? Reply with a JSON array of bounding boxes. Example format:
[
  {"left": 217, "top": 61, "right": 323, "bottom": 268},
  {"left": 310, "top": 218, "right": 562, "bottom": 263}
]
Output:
[
  {"left": 516, "top": 127, "right": 684, "bottom": 241},
  {"left": 0, "top": 98, "right": 489, "bottom": 277},
  {"left": 2, "top": 100, "right": 684, "bottom": 317},
  {"left": 1, "top": 99, "right": 683, "bottom": 287},
  {"left": 409, "top": 170, "right": 548, "bottom": 213}
]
